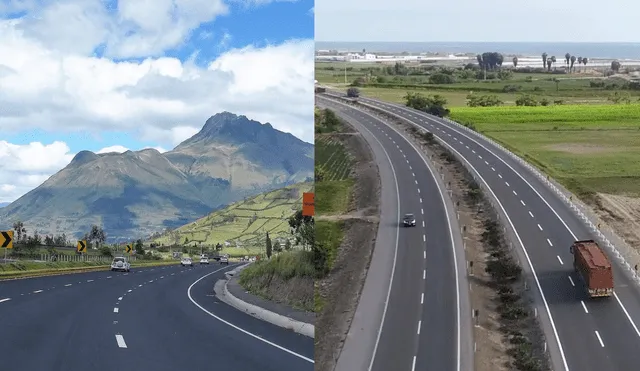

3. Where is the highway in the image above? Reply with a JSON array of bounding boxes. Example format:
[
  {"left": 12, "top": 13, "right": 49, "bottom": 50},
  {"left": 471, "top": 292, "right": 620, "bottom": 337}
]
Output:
[
  {"left": 0, "top": 263, "right": 313, "bottom": 371},
  {"left": 317, "top": 96, "right": 473, "bottom": 371},
  {"left": 327, "top": 92, "right": 640, "bottom": 371}
]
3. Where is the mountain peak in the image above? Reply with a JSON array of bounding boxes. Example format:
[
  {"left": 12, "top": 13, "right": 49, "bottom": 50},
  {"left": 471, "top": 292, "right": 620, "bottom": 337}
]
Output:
[
  {"left": 70, "top": 150, "right": 99, "bottom": 166},
  {"left": 182, "top": 111, "right": 276, "bottom": 146}
]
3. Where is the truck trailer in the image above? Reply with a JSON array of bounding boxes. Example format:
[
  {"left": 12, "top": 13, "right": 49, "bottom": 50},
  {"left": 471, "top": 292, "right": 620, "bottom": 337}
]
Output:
[{"left": 570, "top": 239, "right": 614, "bottom": 298}]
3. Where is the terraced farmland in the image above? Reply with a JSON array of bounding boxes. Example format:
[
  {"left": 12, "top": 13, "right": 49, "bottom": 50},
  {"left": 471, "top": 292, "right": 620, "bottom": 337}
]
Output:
[
  {"left": 316, "top": 136, "right": 354, "bottom": 181},
  {"left": 151, "top": 181, "right": 314, "bottom": 254}
]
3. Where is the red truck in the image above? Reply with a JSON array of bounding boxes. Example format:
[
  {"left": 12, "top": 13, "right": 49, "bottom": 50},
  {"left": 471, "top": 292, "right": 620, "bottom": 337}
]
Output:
[{"left": 570, "top": 240, "right": 614, "bottom": 298}]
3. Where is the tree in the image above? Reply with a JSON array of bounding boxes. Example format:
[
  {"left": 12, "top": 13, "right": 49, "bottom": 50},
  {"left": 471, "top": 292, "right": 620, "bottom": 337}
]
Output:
[
  {"left": 570, "top": 55, "right": 577, "bottom": 73},
  {"left": 215, "top": 243, "right": 223, "bottom": 251},
  {"left": 611, "top": 60, "right": 621, "bottom": 73},
  {"left": 134, "top": 239, "right": 144, "bottom": 255},
  {"left": 512, "top": 56, "right": 518, "bottom": 68},
  {"left": 565, "top": 53, "right": 571, "bottom": 67},
  {"left": 284, "top": 238, "right": 292, "bottom": 251},
  {"left": 547, "top": 58, "right": 553, "bottom": 72},
  {"left": 265, "top": 232, "right": 272, "bottom": 259},
  {"left": 582, "top": 57, "right": 589, "bottom": 70},
  {"left": 12, "top": 221, "right": 26, "bottom": 243},
  {"left": 403, "top": 92, "right": 450, "bottom": 117},
  {"left": 542, "top": 52, "right": 548, "bottom": 69},
  {"left": 273, "top": 241, "right": 282, "bottom": 254},
  {"left": 87, "top": 225, "right": 106, "bottom": 249},
  {"left": 550, "top": 56, "right": 557, "bottom": 71}
]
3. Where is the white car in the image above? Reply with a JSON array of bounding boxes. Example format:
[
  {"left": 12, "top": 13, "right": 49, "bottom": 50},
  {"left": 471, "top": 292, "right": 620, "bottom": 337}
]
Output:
[
  {"left": 220, "top": 255, "right": 229, "bottom": 265},
  {"left": 200, "top": 256, "right": 209, "bottom": 264},
  {"left": 111, "top": 257, "right": 131, "bottom": 272},
  {"left": 181, "top": 257, "right": 193, "bottom": 267}
]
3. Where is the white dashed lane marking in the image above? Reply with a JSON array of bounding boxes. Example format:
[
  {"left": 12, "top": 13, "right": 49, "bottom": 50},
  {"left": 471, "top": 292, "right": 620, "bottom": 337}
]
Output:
[
  {"left": 115, "top": 334, "right": 128, "bottom": 348},
  {"left": 114, "top": 308, "right": 119, "bottom": 313}
]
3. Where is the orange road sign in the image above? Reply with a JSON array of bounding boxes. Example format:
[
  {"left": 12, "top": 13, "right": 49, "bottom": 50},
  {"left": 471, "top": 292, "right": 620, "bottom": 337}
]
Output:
[{"left": 302, "top": 192, "right": 315, "bottom": 216}]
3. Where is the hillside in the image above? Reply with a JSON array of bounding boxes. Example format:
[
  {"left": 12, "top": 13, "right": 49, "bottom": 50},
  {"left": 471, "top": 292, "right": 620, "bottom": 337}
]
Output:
[
  {"left": 152, "top": 181, "right": 313, "bottom": 255},
  {"left": 0, "top": 112, "right": 314, "bottom": 240}
]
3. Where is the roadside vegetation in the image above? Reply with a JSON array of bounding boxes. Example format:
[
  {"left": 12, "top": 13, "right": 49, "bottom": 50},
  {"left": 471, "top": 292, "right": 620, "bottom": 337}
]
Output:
[
  {"left": 237, "top": 210, "right": 314, "bottom": 312},
  {"left": 314, "top": 108, "right": 355, "bottom": 280}
]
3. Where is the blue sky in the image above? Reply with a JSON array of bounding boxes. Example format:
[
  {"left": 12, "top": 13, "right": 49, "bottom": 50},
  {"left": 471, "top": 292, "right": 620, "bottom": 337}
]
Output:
[
  {"left": 0, "top": 0, "right": 314, "bottom": 202},
  {"left": 3, "top": 0, "right": 313, "bottom": 155}
]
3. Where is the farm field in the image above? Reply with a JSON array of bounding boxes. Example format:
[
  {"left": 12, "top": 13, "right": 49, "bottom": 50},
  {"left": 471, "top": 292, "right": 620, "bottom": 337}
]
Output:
[
  {"left": 448, "top": 105, "right": 640, "bottom": 198},
  {"left": 316, "top": 61, "right": 640, "bottom": 107},
  {"left": 315, "top": 133, "right": 355, "bottom": 215},
  {"left": 151, "top": 181, "right": 313, "bottom": 255}
]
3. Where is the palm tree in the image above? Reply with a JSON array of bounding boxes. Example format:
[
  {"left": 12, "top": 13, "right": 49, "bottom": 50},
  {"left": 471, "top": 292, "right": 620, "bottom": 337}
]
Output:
[
  {"left": 551, "top": 56, "right": 557, "bottom": 71},
  {"left": 565, "top": 53, "right": 571, "bottom": 67},
  {"left": 512, "top": 56, "right": 518, "bottom": 68},
  {"left": 570, "top": 55, "right": 577, "bottom": 73},
  {"left": 577, "top": 57, "right": 583, "bottom": 72},
  {"left": 547, "top": 59, "right": 553, "bottom": 72},
  {"left": 583, "top": 57, "right": 589, "bottom": 71},
  {"left": 611, "top": 60, "right": 621, "bottom": 73},
  {"left": 542, "top": 52, "right": 548, "bottom": 69}
]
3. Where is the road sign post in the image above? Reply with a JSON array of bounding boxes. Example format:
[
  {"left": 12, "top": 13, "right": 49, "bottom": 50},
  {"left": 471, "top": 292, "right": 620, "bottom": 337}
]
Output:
[
  {"left": 1, "top": 230, "right": 14, "bottom": 263},
  {"left": 77, "top": 240, "right": 87, "bottom": 253}
]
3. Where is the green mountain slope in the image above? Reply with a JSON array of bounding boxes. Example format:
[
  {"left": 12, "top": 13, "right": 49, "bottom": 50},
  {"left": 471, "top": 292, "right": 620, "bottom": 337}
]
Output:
[{"left": 152, "top": 181, "right": 314, "bottom": 253}]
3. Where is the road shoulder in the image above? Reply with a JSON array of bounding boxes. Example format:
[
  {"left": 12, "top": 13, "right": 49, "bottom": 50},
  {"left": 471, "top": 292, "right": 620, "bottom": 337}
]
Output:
[{"left": 214, "top": 265, "right": 315, "bottom": 338}]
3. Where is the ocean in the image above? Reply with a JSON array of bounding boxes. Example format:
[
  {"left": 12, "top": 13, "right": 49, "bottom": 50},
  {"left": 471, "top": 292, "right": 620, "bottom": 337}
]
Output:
[{"left": 315, "top": 42, "right": 640, "bottom": 60}]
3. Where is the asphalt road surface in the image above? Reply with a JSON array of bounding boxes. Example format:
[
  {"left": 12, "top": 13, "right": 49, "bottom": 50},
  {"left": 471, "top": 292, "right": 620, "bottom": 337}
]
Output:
[
  {"left": 317, "top": 96, "right": 472, "bottom": 371},
  {"left": 0, "top": 263, "right": 313, "bottom": 371},
  {"left": 333, "top": 93, "right": 640, "bottom": 371}
]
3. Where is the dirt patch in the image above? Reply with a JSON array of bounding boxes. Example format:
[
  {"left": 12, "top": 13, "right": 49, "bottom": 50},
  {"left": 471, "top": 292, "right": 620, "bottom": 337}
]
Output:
[
  {"left": 314, "top": 118, "right": 381, "bottom": 371},
  {"left": 544, "top": 143, "right": 617, "bottom": 155},
  {"left": 594, "top": 193, "right": 640, "bottom": 255}
]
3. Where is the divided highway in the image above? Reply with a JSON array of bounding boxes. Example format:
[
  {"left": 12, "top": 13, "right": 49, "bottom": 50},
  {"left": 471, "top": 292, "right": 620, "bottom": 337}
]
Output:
[
  {"left": 330, "top": 93, "right": 640, "bottom": 371},
  {"left": 0, "top": 263, "right": 313, "bottom": 371},
  {"left": 317, "top": 96, "right": 472, "bottom": 371}
]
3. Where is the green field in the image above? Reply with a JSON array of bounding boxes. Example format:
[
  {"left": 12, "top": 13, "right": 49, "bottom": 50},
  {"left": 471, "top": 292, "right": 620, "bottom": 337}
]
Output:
[
  {"left": 316, "top": 61, "right": 640, "bottom": 107},
  {"left": 152, "top": 182, "right": 314, "bottom": 255},
  {"left": 315, "top": 135, "right": 354, "bottom": 215},
  {"left": 449, "top": 105, "right": 640, "bottom": 198}
]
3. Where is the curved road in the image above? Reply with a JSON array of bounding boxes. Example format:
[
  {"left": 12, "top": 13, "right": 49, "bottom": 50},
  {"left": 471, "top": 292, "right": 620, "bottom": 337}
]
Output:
[
  {"left": 327, "top": 92, "right": 640, "bottom": 371},
  {"left": 0, "top": 263, "right": 313, "bottom": 371},
  {"left": 317, "top": 96, "right": 473, "bottom": 371}
]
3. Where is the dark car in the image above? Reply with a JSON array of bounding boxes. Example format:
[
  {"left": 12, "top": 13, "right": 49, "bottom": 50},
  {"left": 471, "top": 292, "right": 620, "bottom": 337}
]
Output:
[{"left": 403, "top": 213, "right": 416, "bottom": 227}]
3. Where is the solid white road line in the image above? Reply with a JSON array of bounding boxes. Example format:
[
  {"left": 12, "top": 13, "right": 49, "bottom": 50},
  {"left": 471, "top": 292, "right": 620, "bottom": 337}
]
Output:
[
  {"left": 594, "top": 331, "right": 604, "bottom": 347},
  {"left": 187, "top": 265, "right": 314, "bottom": 363},
  {"left": 115, "top": 334, "right": 127, "bottom": 348}
]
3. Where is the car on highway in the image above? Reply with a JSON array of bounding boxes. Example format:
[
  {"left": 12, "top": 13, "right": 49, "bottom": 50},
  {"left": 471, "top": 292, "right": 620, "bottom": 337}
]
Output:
[
  {"left": 403, "top": 213, "right": 416, "bottom": 227},
  {"left": 220, "top": 255, "right": 229, "bottom": 265},
  {"left": 200, "top": 256, "right": 209, "bottom": 264},
  {"left": 111, "top": 256, "right": 131, "bottom": 272},
  {"left": 181, "top": 257, "right": 194, "bottom": 267}
]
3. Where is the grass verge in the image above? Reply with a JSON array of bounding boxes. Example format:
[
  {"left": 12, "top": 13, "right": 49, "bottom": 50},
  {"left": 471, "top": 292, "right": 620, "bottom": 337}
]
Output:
[
  {"left": 0, "top": 260, "right": 179, "bottom": 280},
  {"left": 238, "top": 250, "right": 314, "bottom": 312}
]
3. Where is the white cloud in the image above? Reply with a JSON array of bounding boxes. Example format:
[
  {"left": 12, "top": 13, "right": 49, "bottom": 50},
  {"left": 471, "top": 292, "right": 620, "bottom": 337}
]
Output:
[
  {"left": 97, "top": 145, "right": 129, "bottom": 154},
  {"left": 0, "top": 141, "right": 75, "bottom": 202},
  {"left": 0, "top": 1, "right": 313, "bottom": 203}
]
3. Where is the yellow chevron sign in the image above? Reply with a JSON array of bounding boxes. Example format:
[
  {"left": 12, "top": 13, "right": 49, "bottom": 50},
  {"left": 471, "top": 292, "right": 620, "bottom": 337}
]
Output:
[
  {"left": 125, "top": 244, "right": 132, "bottom": 253},
  {"left": 0, "top": 230, "right": 14, "bottom": 249},
  {"left": 77, "top": 240, "right": 87, "bottom": 253}
]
